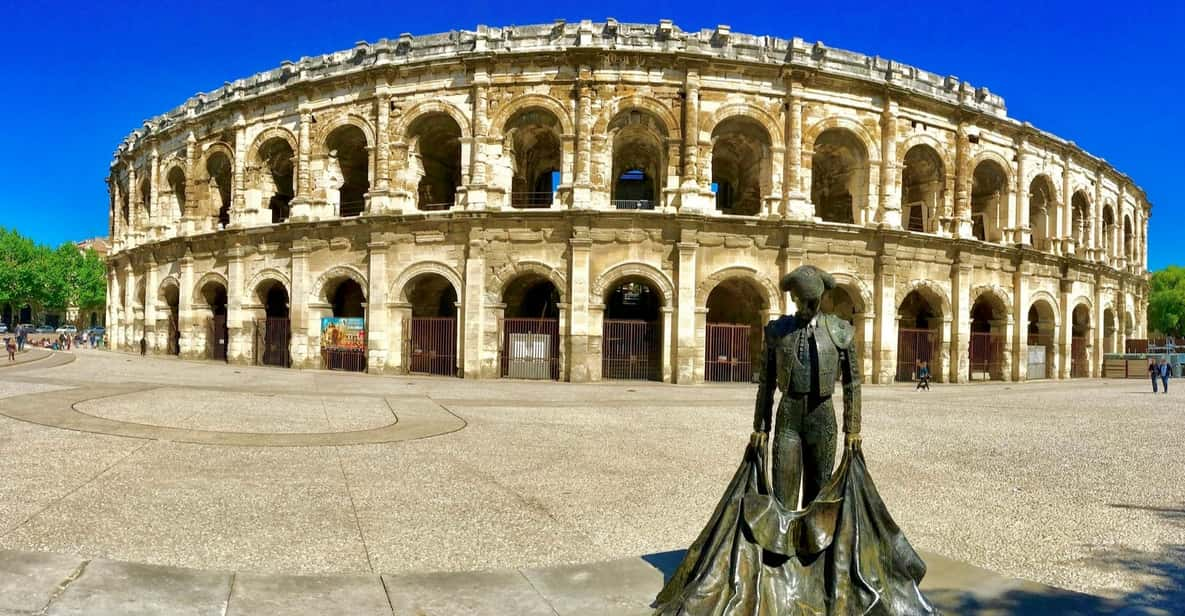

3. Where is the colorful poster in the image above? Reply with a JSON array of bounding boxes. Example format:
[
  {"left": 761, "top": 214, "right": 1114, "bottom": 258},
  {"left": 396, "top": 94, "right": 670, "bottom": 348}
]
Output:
[{"left": 320, "top": 317, "right": 366, "bottom": 350}]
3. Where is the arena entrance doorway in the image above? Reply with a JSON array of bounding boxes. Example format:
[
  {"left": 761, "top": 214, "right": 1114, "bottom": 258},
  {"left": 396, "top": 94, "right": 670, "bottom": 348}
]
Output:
[
  {"left": 1026, "top": 301, "right": 1056, "bottom": 379},
  {"left": 500, "top": 275, "right": 561, "bottom": 380},
  {"left": 969, "top": 295, "right": 1006, "bottom": 381},
  {"left": 323, "top": 278, "right": 366, "bottom": 372},
  {"left": 161, "top": 282, "right": 180, "bottom": 356},
  {"left": 896, "top": 290, "right": 942, "bottom": 382},
  {"left": 1071, "top": 305, "right": 1090, "bottom": 378},
  {"left": 404, "top": 274, "right": 458, "bottom": 377},
  {"left": 200, "top": 281, "right": 228, "bottom": 362},
  {"left": 704, "top": 278, "right": 766, "bottom": 383},
  {"left": 256, "top": 281, "right": 291, "bottom": 368},
  {"left": 602, "top": 278, "right": 662, "bottom": 381}
]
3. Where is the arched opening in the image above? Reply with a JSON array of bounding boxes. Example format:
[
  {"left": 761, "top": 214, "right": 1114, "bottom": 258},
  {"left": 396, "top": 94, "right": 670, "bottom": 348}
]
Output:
[
  {"left": 1026, "top": 300, "right": 1057, "bottom": 379},
  {"left": 139, "top": 177, "right": 151, "bottom": 221},
  {"left": 602, "top": 277, "right": 662, "bottom": 381},
  {"left": 321, "top": 277, "right": 366, "bottom": 371},
  {"left": 896, "top": 290, "right": 943, "bottom": 382},
  {"left": 712, "top": 117, "right": 771, "bottom": 216},
  {"left": 1102, "top": 205, "right": 1116, "bottom": 259},
  {"left": 501, "top": 275, "right": 561, "bottom": 380},
  {"left": 969, "top": 294, "right": 1006, "bottom": 381},
  {"left": 610, "top": 110, "right": 666, "bottom": 211},
  {"left": 506, "top": 108, "right": 561, "bottom": 208},
  {"left": 1028, "top": 175, "right": 1057, "bottom": 251},
  {"left": 160, "top": 282, "right": 180, "bottom": 356},
  {"left": 1071, "top": 305, "right": 1090, "bottom": 377},
  {"left": 407, "top": 113, "right": 462, "bottom": 211},
  {"left": 326, "top": 125, "right": 370, "bottom": 217},
  {"left": 198, "top": 280, "right": 228, "bottom": 362},
  {"left": 900, "top": 145, "right": 944, "bottom": 232},
  {"left": 257, "top": 138, "right": 295, "bottom": 223},
  {"left": 256, "top": 280, "right": 291, "bottom": 368},
  {"left": 812, "top": 128, "right": 868, "bottom": 224},
  {"left": 167, "top": 167, "right": 186, "bottom": 222},
  {"left": 704, "top": 278, "right": 767, "bottom": 383},
  {"left": 206, "top": 153, "right": 233, "bottom": 228},
  {"left": 1124, "top": 216, "right": 1133, "bottom": 262},
  {"left": 405, "top": 273, "right": 459, "bottom": 377},
  {"left": 118, "top": 177, "right": 130, "bottom": 225},
  {"left": 1103, "top": 307, "right": 1116, "bottom": 355},
  {"left": 1071, "top": 192, "right": 1090, "bottom": 255},
  {"left": 971, "top": 160, "right": 1007, "bottom": 242}
]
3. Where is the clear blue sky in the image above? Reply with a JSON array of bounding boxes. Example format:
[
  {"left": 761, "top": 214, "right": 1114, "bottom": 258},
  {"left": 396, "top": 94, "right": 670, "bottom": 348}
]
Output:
[{"left": 1, "top": 1, "right": 1180, "bottom": 268}]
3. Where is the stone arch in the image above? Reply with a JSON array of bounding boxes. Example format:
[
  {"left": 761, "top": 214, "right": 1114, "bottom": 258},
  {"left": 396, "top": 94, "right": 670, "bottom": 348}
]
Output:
[
  {"left": 157, "top": 275, "right": 180, "bottom": 302},
  {"left": 201, "top": 142, "right": 235, "bottom": 168},
  {"left": 970, "top": 151, "right": 1014, "bottom": 185},
  {"left": 804, "top": 117, "right": 880, "bottom": 163},
  {"left": 312, "top": 265, "right": 368, "bottom": 304},
  {"left": 593, "top": 95, "right": 680, "bottom": 137},
  {"left": 392, "top": 99, "right": 473, "bottom": 140},
  {"left": 895, "top": 132, "right": 954, "bottom": 179},
  {"left": 247, "top": 268, "right": 292, "bottom": 300},
  {"left": 390, "top": 261, "right": 464, "bottom": 304},
  {"left": 591, "top": 262, "right": 675, "bottom": 307},
  {"left": 896, "top": 280, "right": 952, "bottom": 318},
  {"left": 1027, "top": 290, "right": 1061, "bottom": 326},
  {"left": 695, "top": 266, "right": 779, "bottom": 311},
  {"left": 488, "top": 93, "right": 574, "bottom": 137},
  {"left": 829, "top": 272, "right": 874, "bottom": 315},
  {"left": 247, "top": 126, "right": 299, "bottom": 163},
  {"left": 487, "top": 260, "right": 567, "bottom": 304},
  {"left": 313, "top": 113, "right": 376, "bottom": 153},
  {"left": 193, "top": 271, "right": 229, "bottom": 302},
  {"left": 969, "top": 284, "right": 1012, "bottom": 316},
  {"left": 704, "top": 104, "right": 782, "bottom": 148}
]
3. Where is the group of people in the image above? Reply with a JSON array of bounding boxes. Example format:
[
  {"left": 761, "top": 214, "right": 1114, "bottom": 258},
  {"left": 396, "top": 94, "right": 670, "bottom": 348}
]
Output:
[
  {"left": 3, "top": 328, "right": 106, "bottom": 361},
  {"left": 1150, "top": 358, "right": 1174, "bottom": 393}
]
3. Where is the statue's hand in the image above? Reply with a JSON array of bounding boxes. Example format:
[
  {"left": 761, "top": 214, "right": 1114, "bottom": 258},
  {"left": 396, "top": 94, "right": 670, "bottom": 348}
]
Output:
[
  {"left": 750, "top": 431, "right": 768, "bottom": 449},
  {"left": 844, "top": 432, "right": 862, "bottom": 450}
]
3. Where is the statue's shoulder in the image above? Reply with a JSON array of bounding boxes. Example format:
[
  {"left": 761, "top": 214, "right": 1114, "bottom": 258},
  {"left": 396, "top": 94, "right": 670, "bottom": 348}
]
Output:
[
  {"left": 821, "top": 314, "right": 855, "bottom": 349},
  {"left": 765, "top": 315, "right": 796, "bottom": 339}
]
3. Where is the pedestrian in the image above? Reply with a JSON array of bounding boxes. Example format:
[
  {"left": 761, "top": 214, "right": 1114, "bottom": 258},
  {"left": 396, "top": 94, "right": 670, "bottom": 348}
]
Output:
[
  {"left": 1150, "top": 358, "right": 1160, "bottom": 393},
  {"left": 139, "top": 336, "right": 147, "bottom": 356},
  {"left": 915, "top": 360, "right": 931, "bottom": 391},
  {"left": 1159, "top": 358, "right": 1171, "bottom": 394},
  {"left": 5, "top": 337, "right": 14, "bottom": 361},
  {"left": 15, "top": 327, "right": 24, "bottom": 352}
]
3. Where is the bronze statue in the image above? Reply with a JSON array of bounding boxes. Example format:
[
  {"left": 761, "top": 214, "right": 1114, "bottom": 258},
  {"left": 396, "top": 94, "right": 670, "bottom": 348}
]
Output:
[{"left": 653, "top": 265, "right": 937, "bottom": 616}]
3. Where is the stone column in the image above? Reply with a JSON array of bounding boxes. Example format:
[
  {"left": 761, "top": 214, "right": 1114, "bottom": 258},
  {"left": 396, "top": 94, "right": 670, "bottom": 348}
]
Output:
[
  {"left": 572, "top": 73, "right": 593, "bottom": 210},
  {"left": 465, "top": 69, "right": 490, "bottom": 211},
  {"left": 182, "top": 132, "right": 199, "bottom": 235},
  {"left": 226, "top": 244, "right": 247, "bottom": 363},
  {"left": 289, "top": 241, "right": 309, "bottom": 367},
  {"left": 366, "top": 239, "right": 389, "bottom": 373},
  {"left": 1058, "top": 279, "right": 1072, "bottom": 379},
  {"left": 1014, "top": 140, "right": 1030, "bottom": 245},
  {"left": 127, "top": 165, "right": 139, "bottom": 246},
  {"left": 1116, "top": 184, "right": 1128, "bottom": 268},
  {"left": 661, "top": 306, "right": 674, "bottom": 383},
  {"left": 289, "top": 108, "right": 314, "bottom": 220},
  {"left": 675, "top": 239, "right": 699, "bottom": 383},
  {"left": 461, "top": 230, "right": 486, "bottom": 378},
  {"left": 371, "top": 89, "right": 392, "bottom": 214},
  {"left": 784, "top": 91, "right": 811, "bottom": 220},
  {"left": 1092, "top": 276, "right": 1104, "bottom": 377},
  {"left": 950, "top": 253, "right": 972, "bottom": 382},
  {"left": 123, "top": 262, "right": 135, "bottom": 351},
  {"left": 873, "top": 248, "right": 898, "bottom": 384},
  {"left": 149, "top": 147, "right": 160, "bottom": 238},
  {"left": 1012, "top": 264, "right": 1027, "bottom": 381},
  {"left": 679, "top": 68, "right": 706, "bottom": 212},
  {"left": 179, "top": 252, "right": 195, "bottom": 358},
  {"left": 877, "top": 101, "right": 901, "bottom": 228},
  {"left": 231, "top": 117, "right": 249, "bottom": 226},
  {"left": 567, "top": 231, "right": 592, "bottom": 382},
  {"left": 953, "top": 124, "right": 972, "bottom": 238},
  {"left": 108, "top": 268, "right": 121, "bottom": 349},
  {"left": 145, "top": 255, "right": 159, "bottom": 353}
]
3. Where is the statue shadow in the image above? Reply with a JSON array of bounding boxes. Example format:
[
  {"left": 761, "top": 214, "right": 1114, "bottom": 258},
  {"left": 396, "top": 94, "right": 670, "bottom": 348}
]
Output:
[{"left": 641, "top": 549, "right": 686, "bottom": 585}]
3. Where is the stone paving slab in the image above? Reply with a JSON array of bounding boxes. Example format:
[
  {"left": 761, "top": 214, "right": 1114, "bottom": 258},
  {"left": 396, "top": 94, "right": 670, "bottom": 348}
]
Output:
[
  {"left": 0, "top": 549, "right": 83, "bottom": 615},
  {"left": 227, "top": 572, "right": 392, "bottom": 616},
  {"left": 47, "top": 559, "right": 232, "bottom": 616},
  {"left": 381, "top": 569, "right": 558, "bottom": 615}
]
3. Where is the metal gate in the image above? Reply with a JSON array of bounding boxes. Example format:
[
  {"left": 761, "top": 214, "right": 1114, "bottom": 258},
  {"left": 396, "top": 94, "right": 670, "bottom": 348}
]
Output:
[
  {"left": 323, "top": 347, "right": 366, "bottom": 372},
  {"left": 705, "top": 323, "right": 754, "bottom": 383},
  {"left": 260, "top": 318, "right": 291, "bottom": 368},
  {"left": 1071, "top": 336, "right": 1088, "bottom": 377},
  {"left": 500, "top": 318, "right": 560, "bottom": 380},
  {"left": 896, "top": 328, "right": 935, "bottom": 382},
  {"left": 602, "top": 319, "right": 660, "bottom": 380},
  {"left": 207, "top": 316, "right": 228, "bottom": 362},
  {"left": 968, "top": 333, "right": 1004, "bottom": 380},
  {"left": 408, "top": 317, "right": 457, "bottom": 376},
  {"left": 1026, "top": 333, "right": 1053, "bottom": 380}
]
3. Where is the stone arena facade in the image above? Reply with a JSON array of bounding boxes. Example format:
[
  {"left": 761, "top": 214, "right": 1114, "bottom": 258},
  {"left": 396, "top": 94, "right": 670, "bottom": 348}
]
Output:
[{"left": 104, "top": 20, "right": 1151, "bottom": 384}]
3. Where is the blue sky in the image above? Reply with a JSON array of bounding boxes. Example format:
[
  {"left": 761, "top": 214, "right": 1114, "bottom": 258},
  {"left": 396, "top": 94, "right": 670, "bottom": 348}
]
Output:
[{"left": 1, "top": 1, "right": 1180, "bottom": 268}]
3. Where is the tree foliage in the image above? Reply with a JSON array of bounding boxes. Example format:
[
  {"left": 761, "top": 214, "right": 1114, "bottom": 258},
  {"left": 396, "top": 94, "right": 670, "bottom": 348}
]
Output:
[
  {"left": 0, "top": 227, "right": 106, "bottom": 319},
  {"left": 1148, "top": 266, "right": 1185, "bottom": 337}
]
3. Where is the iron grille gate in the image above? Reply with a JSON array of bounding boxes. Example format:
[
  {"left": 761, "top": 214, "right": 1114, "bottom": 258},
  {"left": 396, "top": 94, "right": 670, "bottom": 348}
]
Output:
[
  {"left": 896, "top": 328, "right": 935, "bottom": 382},
  {"left": 500, "top": 318, "right": 560, "bottom": 380},
  {"left": 1071, "top": 336, "right": 1089, "bottom": 377},
  {"left": 256, "top": 318, "right": 291, "bottom": 368},
  {"left": 968, "top": 333, "right": 1004, "bottom": 381},
  {"left": 407, "top": 317, "right": 457, "bottom": 376},
  {"left": 705, "top": 323, "right": 754, "bottom": 383},
  {"left": 602, "top": 319, "right": 660, "bottom": 381},
  {"left": 207, "top": 316, "right": 228, "bottom": 362},
  {"left": 323, "top": 347, "right": 366, "bottom": 372}
]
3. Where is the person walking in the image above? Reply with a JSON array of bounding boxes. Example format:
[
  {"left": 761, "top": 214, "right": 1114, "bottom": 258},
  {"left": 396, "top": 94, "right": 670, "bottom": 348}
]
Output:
[
  {"left": 139, "top": 336, "right": 147, "bottom": 356},
  {"left": 15, "top": 327, "right": 24, "bottom": 352},
  {"left": 915, "top": 360, "right": 931, "bottom": 391},
  {"left": 5, "top": 337, "right": 14, "bottom": 361},
  {"left": 1159, "top": 358, "right": 1171, "bottom": 394},
  {"left": 1150, "top": 359, "right": 1161, "bottom": 393}
]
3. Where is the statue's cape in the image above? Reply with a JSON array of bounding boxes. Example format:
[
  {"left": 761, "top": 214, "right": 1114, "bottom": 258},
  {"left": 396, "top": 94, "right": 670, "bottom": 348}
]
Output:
[{"left": 652, "top": 442, "right": 936, "bottom": 616}]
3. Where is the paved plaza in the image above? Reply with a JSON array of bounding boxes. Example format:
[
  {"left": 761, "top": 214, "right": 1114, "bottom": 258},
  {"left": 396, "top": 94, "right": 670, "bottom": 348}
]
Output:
[{"left": 0, "top": 350, "right": 1182, "bottom": 613}]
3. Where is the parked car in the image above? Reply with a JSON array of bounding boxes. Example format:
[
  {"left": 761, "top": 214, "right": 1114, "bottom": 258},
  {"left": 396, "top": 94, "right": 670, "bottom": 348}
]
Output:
[
  {"left": 17, "top": 324, "right": 34, "bottom": 333},
  {"left": 87, "top": 327, "right": 106, "bottom": 337},
  {"left": 34, "top": 325, "right": 55, "bottom": 334},
  {"left": 56, "top": 324, "right": 78, "bottom": 334},
  {"left": 0, "top": 323, "right": 7, "bottom": 334}
]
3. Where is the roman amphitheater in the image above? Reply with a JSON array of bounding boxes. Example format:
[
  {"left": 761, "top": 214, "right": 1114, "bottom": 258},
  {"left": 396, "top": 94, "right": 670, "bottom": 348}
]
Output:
[{"left": 104, "top": 20, "right": 1150, "bottom": 384}]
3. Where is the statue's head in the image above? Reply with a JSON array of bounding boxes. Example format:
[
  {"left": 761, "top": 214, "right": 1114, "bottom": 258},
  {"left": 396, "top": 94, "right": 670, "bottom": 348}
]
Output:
[{"left": 780, "top": 265, "right": 836, "bottom": 321}]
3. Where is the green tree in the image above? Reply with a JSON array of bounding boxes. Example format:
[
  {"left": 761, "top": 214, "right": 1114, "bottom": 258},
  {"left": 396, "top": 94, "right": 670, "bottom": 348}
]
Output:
[
  {"left": 0, "top": 227, "right": 41, "bottom": 314},
  {"left": 1148, "top": 266, "right": 1185, "bottom": 337},
  {"left": 0, "top": 228, "right": 107, "bottom": 323}
]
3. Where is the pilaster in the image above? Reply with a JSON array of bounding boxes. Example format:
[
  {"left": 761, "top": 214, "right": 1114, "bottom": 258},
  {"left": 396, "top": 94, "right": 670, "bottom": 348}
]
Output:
[
  {"left": 567, "top": 229, "right": 592, "bottom": 382},
  {"left": 461, "top": 230, "right": 486, "bottom": 378},
  {"left": 366, "top": 239, "right": 389, "bottom": 372},
  {"left": 950, "top": 250, "right": 972, "bottom": 382},
  {"left": 877, "top": 99, "right": 901, "bottom": 228},
  {"left": 674, "top": 237, "right": 699, "bottom": 383}
]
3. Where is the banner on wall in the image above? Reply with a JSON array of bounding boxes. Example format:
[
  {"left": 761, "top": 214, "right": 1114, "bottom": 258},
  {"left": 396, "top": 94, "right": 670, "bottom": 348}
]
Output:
[{"left": 320, "top": 317, "right": 366, "bottom": 350}]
